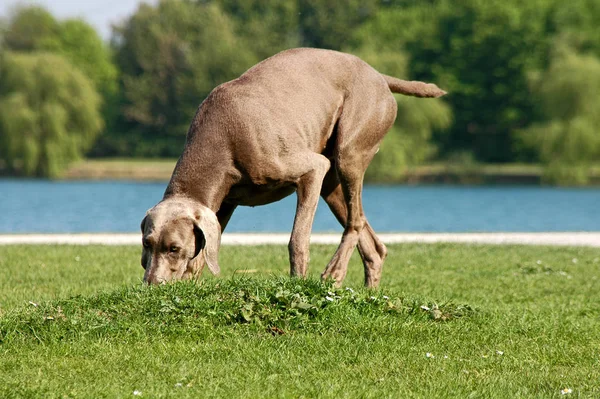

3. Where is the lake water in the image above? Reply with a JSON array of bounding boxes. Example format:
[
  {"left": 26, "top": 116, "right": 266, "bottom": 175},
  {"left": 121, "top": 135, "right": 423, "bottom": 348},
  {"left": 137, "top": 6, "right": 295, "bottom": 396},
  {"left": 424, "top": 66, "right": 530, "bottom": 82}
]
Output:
[{"left": 0, "top": 179, "right": 598, "bottom": 233}]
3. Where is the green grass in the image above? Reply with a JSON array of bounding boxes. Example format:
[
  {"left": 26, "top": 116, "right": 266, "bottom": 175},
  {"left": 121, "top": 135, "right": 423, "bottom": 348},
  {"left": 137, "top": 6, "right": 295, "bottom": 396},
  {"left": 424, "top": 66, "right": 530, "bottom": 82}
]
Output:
[
  {"left": 1, "top": 244, "right": 600, "bottom": 398},
  {"left": 62, "top": 158, "right": 177, "bottom": 180}
]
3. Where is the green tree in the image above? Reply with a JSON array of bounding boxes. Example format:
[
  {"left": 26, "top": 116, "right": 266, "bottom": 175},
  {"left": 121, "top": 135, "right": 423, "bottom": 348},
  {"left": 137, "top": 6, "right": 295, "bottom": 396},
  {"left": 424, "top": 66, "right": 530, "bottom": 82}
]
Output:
[
  {"left": 358, "top": 49, "right": 452, "bottom": 181},
  {"left": 207, "top": 0, "right": 384, "bottom": 55},
  {"left": 2, "top": 6, "right": 60, "bottom": 51},
  {"left": 3, "top": 6, "right": 117, "bottom": 100},
  {"left": 111, "top": 0, "right": 256, "bottom": 157},
  {"left": 0, "top": 53, "right": 102, "bottom": 177},
  {"left": 0, "top": 16, "right": 6, "bottom": 51},
  {"left": 516, "top": 51, "right": 600, "bottom": 185},
  {"left": 357, "top": 0, "right": 553, "bottom": 162},
  {"left": 208, "top": 0, "right": 300, "bottom": 58},
  {"left": 297, "top": 0, "right": 379, "bottom": 50},
  {"left": 3, "top": 5, "right": 118, "bottom": 160},
  {"left": 547, "top": 0, "right": 600, "bottom": 56},
  {"left": 53, "top": 19, "right": 118, "bottom": 99}
]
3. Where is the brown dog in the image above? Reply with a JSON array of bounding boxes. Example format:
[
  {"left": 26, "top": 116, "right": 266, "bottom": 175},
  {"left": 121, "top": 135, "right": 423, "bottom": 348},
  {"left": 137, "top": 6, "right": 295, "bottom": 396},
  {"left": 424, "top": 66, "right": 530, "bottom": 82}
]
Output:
[{"left": 141, "top": 48, "right": 446, "bottom": 286}]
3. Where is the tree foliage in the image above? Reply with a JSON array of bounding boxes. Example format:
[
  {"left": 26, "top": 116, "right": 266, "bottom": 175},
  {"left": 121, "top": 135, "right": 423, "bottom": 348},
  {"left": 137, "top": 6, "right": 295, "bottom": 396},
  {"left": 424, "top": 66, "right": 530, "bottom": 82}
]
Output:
[
  {"left": 357, "top": 0, "right": 553, "bottom": 162},
  {"left": 297, "top": 0, "right": 379, "bottom": 50},
  {"left": 2, "top": 6, "right": 60, "bottom": 51},
  {"left": 0, "top": 53, "right": 102, "bottom": 177},
  {"left": 547, "top": 0, "right": 600, "bottom": 56},
  {"left": 3, "top": 6, "right": 117, "bottom": 97},
  {"left": 517, "top": 51, "right": 600, "bottom": 184},
  {"left": 206, "top": 0, "right": 300, "bottom": 58},
  {"left": 110, "top": 0, "right": 257, "bottom": 157}
]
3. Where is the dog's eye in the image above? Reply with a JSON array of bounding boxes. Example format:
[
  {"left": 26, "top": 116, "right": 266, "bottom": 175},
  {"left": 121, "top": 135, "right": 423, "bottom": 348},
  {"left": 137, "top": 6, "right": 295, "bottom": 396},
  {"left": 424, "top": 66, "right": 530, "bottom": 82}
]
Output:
[
  {"left": 169, "top": 246, "right": 180, "bottom": 253},
  {"left": 142, "top": 240, "right": 150, "bottom": 249}
]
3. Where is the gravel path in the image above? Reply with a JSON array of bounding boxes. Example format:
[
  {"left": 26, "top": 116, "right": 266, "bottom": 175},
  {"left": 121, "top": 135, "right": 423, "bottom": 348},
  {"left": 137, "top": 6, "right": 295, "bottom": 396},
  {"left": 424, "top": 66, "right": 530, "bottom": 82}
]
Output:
[{"left": 1, "top": 232, "right": 599, "bottom": 247}]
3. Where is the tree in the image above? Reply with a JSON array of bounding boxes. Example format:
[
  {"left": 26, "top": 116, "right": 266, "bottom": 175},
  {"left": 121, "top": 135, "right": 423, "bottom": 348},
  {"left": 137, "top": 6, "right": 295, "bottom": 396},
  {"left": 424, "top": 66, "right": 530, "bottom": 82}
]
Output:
[
  {"left": 547, "top": 0, "right": 600, "bottom": 57},
  {"left": 0, "top": 53, "right": 102, "bottom": 177},
  {"left": 356, "top": 0, "right": 553, "bottom": 162},
  {"left": 2, "top": 6, "right": 60, "bottom": 51},
  {"left": 204, "top": 0, "right": 385, "bottom": 55},
  {"left": 516, "top": 51, "right": 600, "bottom": 184},
  {"left": 2, "top": 6, "right": 118, "bottom": 160},
  {"left": 207, "top": 0, "right": 300, "bottom": 58},
  {"left": 111, "top": 0, "right": 257, "bottom": 157},
  {"left": 3, "top": 6, "right": 117, "bottom": 100},
  {"left": 53, "top": 19, "right": 118, "bottom": 99},
  {"left": 297, "top": 0, "right": 379, "bottom": 50},
  {"left": 0, "top": 16, "right": 6, "bottom": 51}
]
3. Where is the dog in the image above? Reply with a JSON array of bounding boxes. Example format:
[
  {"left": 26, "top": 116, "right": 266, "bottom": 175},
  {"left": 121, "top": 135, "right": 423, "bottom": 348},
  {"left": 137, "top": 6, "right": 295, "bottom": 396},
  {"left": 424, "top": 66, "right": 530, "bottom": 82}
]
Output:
[{"left": 140, "top": 48, "right": 446, "bottom": 287}]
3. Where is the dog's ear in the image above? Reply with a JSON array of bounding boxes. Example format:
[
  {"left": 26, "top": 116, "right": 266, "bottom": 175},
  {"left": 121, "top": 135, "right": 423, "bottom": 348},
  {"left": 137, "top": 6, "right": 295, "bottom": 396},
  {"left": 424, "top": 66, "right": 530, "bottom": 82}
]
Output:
[
  {"left": 140, "top": 214, "right": 148, "bottom": 233},
  {"left": 192, "top": 208, "right": 221, "bottom": 275},
  {"left": 193, "top": 224, "right": 206, "bottom": 258}
]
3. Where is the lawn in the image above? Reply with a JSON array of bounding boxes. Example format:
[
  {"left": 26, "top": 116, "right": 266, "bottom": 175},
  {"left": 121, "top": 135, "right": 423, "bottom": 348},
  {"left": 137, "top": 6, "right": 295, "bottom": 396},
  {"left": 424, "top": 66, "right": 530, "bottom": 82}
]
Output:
[
  {"left": 62, "top": 158, "right": 177, "bottom": 181},
  {"left": 1, "top": 243, "right": 599, "bottom": 398}
]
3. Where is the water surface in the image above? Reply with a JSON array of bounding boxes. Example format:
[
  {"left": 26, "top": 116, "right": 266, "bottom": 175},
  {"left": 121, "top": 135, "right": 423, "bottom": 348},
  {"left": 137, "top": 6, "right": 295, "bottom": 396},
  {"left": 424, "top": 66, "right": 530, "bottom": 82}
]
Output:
[{"left": 1, "top": 180, "right": 598, "bottom": 233}]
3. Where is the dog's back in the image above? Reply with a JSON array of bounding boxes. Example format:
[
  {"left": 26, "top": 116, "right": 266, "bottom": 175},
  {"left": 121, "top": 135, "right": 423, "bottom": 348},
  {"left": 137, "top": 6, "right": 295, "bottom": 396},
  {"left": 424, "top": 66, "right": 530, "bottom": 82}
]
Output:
[{"left": 187, "top": 48, "right": 388, "bottom": 154}]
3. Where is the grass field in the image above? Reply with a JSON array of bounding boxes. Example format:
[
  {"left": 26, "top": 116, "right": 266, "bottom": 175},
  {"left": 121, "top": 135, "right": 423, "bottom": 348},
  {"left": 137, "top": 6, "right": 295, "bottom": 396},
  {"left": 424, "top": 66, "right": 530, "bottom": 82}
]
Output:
[
  {"left": 63, "top": 158, "right": 177, "bottom": 181},
  {"left": 1, "top": 243, "right": 600, "bottom": 398}
]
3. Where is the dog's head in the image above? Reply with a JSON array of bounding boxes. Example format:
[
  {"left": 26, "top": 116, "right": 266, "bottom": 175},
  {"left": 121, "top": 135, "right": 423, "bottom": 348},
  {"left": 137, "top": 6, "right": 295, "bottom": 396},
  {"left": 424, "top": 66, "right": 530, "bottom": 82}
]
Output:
[{"left": 140, "top": 197, "right": 221, "bottom": 284}]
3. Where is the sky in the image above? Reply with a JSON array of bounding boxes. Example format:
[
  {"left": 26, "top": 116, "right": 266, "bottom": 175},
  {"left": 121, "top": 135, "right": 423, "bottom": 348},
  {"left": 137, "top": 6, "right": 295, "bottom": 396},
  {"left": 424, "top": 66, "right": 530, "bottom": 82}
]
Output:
[{"left": 0, "top": 0, "right": 157, "bottom": 40}]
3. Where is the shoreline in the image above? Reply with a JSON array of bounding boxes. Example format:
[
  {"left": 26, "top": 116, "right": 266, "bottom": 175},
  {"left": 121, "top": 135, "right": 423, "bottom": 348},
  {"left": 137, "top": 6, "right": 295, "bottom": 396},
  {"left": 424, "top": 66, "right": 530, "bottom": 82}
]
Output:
[
  {"left": 1, "top": 232, "right": 599, "bottom": 247},
  {"left": 54, "top": 159, "right": 600, "bottom": 185}
]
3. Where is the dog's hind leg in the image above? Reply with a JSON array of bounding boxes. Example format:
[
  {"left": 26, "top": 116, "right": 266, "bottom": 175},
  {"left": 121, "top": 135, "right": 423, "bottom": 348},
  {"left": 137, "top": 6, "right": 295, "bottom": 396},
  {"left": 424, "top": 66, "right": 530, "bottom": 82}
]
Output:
[
  {"left": 357, "top": 223, "right": 387, "bottom": 287},
  {"left": 320, "top": 81, "right": 397, "bottom": 287},
  {"left": 320, "top": 171, "right": 387, "bottom": 287},
  {"left": 319, "top": 153, "right": 366, "bottom": 286}
]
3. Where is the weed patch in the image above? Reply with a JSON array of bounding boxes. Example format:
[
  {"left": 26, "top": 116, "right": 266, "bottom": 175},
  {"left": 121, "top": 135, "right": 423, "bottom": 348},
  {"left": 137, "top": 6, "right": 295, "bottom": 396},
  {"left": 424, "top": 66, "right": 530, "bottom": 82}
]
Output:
[{"left": 0, "top": 277, "right": 473, "bottom": 345}]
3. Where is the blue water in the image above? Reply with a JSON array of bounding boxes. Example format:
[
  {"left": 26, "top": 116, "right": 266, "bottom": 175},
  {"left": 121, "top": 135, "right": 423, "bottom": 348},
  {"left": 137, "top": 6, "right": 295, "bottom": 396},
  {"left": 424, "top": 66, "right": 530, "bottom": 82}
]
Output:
[{"left": 0, "top": 179, "right": 598, "bottom": 233}]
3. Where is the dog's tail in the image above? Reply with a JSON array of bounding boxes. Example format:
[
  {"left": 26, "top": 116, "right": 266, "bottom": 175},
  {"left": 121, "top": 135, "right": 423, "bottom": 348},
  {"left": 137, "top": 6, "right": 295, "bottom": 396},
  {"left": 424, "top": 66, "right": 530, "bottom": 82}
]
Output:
[{"left": 383, "top": 74, "right": 447, "bottom": 98}]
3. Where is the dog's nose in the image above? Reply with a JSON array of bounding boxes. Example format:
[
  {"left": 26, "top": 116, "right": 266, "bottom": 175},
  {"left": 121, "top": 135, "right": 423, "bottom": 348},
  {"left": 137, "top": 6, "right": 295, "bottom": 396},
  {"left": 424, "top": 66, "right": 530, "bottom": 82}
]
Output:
[
  {"left": 144, "top": 272, "right": 168, "bottom": 285},
  {"left": 143, "top": 270, "right": 158, "bottom": 285}
]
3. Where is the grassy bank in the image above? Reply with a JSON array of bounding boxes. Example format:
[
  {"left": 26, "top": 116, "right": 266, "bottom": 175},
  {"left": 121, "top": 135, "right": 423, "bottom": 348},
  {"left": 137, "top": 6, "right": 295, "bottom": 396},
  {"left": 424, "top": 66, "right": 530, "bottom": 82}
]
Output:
[
  {"left": 63, "top": 158, "right": 178, "bottom": 181},
  {"left": 61, "top": 158, "right": 600, "bottom": 185},
  {"left": 1, "top": 243, "right": 600, "bottom": 397}
]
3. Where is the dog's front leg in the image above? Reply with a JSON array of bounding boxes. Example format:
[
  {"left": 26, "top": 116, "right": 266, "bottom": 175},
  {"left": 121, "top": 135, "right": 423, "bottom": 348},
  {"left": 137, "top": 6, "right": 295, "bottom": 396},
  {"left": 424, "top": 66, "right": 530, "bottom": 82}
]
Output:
[{"left": 288, "top": 154, "right": 331, "bottom": 277}]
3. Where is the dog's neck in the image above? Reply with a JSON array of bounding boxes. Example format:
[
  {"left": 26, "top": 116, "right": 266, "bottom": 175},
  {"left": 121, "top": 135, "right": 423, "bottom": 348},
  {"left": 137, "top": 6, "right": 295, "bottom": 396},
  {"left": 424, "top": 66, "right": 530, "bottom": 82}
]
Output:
[
  {"left": 164, "top": 166, "right": 231, "bottom": 213},
  {"left": 164, "top": 146, "right": 235, "bottom": 212},
  {"left": 163, "top": 104, "right": 239, "bottom": 212}
]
